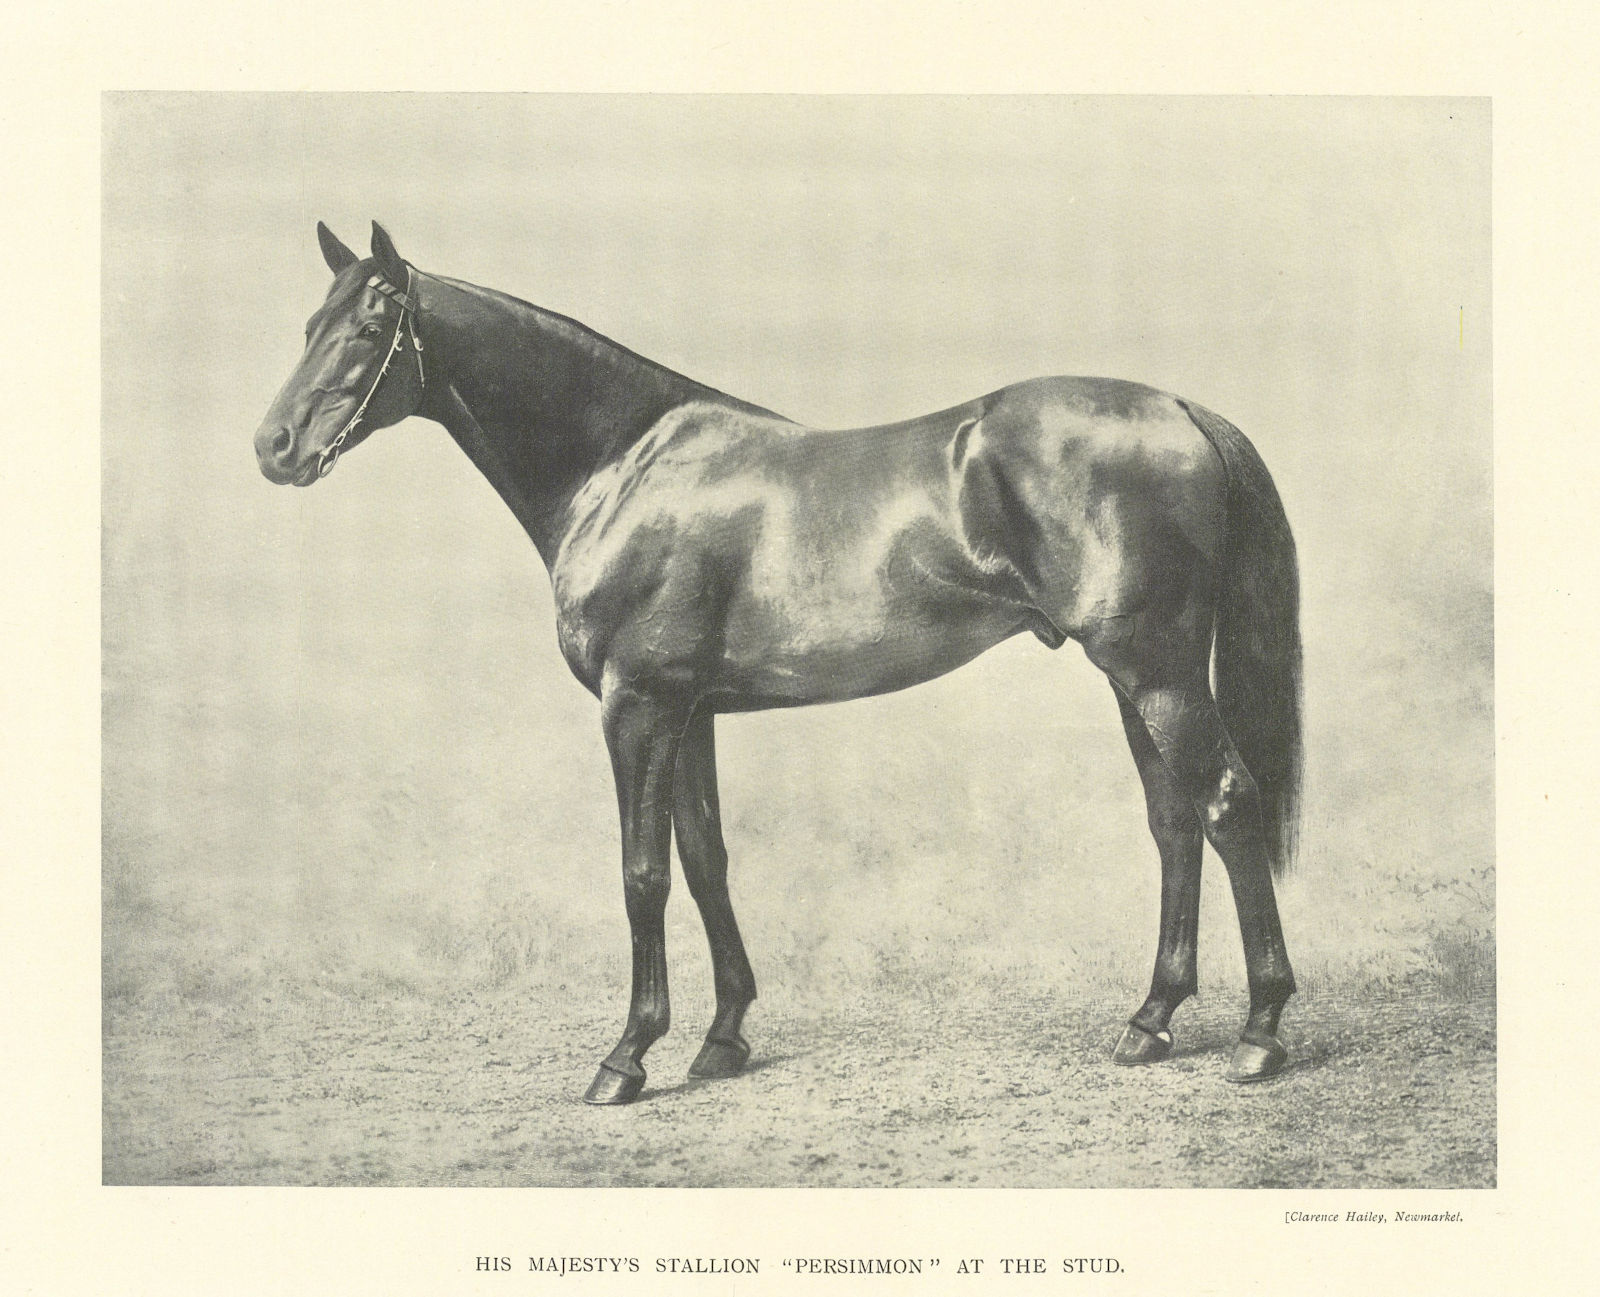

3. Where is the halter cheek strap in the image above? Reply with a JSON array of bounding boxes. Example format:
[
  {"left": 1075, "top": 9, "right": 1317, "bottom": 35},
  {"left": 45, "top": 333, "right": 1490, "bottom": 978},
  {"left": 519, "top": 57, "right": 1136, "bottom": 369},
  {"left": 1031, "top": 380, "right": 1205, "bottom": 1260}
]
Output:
[{"left": 318, "top": 267, "right": 426, "bottom": 478}]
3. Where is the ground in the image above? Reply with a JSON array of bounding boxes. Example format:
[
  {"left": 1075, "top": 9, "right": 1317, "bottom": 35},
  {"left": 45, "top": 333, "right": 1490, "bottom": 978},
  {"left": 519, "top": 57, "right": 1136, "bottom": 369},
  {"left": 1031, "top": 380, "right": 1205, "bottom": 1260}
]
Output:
[{"left": 103, "top": 969, "right": 1492, "bottom": 1187}]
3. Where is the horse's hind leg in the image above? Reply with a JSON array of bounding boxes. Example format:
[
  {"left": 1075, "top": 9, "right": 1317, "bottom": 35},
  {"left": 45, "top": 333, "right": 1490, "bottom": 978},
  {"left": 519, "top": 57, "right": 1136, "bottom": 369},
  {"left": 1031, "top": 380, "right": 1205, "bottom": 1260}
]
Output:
[
  {"left": 1086, "top": 628, "right": 1295, "bottom": 1082},
  {"left": 672, "top": 706, "right": 757, "bottom": 1079},
  {"left": 1109, "top": 687, "right": 1203, "bottom": 1066}
]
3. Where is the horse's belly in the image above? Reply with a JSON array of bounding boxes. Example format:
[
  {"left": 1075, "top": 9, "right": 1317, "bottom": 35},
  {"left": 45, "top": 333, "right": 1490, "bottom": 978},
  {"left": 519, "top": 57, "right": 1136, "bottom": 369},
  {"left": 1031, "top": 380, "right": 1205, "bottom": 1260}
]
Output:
[
  {"left": 707, "top": 478, "right": 1030, "bottom": 702},
  {"left": 717, "top": 577, "right": 1025, "bottom": 704}
]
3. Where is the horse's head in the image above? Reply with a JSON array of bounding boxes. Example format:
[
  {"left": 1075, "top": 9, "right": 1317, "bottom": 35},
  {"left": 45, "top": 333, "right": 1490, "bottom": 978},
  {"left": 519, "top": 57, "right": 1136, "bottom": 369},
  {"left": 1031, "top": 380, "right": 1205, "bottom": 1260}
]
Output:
[{"left": 254, "top": 221, "right": 426, "bottom": 485}]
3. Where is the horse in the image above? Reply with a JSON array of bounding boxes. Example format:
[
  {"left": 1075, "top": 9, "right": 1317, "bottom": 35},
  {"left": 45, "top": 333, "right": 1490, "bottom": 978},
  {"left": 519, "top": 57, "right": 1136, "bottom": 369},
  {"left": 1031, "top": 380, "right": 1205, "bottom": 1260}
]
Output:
[{"left": 254, "top": 221, "right": 1304, "bottom": 1104}]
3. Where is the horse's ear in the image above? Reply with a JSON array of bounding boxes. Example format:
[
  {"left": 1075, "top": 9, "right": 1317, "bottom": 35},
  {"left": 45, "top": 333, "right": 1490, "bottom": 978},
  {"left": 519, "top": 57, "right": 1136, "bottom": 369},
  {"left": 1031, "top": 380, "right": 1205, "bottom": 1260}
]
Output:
[
  {"left": 317, "top": 221, "right": 359, "bottom": 274},
  {"left": 370, "top": 222, "right": 409, "bottom": 285}
]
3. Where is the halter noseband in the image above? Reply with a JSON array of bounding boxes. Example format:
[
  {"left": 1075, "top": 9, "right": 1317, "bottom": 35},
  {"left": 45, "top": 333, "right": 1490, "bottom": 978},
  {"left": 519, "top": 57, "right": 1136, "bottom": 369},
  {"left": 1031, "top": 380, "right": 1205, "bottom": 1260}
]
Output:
[{"left": 318, "top": 267, "right": 426, "bottom": 478}]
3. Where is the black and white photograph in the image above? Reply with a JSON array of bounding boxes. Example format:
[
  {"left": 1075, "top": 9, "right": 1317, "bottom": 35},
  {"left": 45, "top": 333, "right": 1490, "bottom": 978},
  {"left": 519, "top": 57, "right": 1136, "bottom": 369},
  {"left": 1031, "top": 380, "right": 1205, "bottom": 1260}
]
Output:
[
  {"left": 13, "top": 1, "right": 1600, "bottom": 1291},
  {"left": 101, "top": 93, "right": 1492, "bottom": 1189}
]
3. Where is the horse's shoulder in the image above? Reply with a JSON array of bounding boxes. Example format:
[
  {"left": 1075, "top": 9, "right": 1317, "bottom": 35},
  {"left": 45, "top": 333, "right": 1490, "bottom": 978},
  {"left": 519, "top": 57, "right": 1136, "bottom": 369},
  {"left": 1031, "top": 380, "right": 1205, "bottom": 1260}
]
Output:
[{"left": 553, "top": 402, "right": 782, "bottom": 590}]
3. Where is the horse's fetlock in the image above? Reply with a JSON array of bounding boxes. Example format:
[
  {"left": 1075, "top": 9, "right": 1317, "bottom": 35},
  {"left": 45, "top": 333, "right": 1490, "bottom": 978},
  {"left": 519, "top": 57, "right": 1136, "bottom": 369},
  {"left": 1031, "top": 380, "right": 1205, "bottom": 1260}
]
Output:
[
  {"left": 628, "top": 1004, "right": 669, "bottom": 1046},
  {"left": 1155, "top": 966, "right": 1197, "bottom": 1002},
  {"left": 1249, "top": 964, "right": 1296, "bottom": 1007}
]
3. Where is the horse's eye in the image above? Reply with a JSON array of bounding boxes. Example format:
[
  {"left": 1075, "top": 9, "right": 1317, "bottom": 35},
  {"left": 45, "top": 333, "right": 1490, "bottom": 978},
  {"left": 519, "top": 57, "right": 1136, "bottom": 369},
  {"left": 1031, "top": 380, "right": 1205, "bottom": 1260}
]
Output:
[{"left": 361, "top": 321, "right": 384, "bottom": 338}]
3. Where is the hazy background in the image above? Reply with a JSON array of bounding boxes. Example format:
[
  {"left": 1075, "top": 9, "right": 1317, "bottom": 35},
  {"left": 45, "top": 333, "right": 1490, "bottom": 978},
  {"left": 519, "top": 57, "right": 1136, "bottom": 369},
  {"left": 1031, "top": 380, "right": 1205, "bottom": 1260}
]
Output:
[{"left": 103, "top": 96, "right": 1491, "bottom": 1068}]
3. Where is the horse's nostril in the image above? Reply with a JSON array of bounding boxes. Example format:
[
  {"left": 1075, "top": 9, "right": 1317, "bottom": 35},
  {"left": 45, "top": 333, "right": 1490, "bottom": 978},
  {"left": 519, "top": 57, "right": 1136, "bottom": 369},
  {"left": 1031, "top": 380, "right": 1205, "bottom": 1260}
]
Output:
[{"left": 271, "top": 429, "right": 293, "bottom": 458}]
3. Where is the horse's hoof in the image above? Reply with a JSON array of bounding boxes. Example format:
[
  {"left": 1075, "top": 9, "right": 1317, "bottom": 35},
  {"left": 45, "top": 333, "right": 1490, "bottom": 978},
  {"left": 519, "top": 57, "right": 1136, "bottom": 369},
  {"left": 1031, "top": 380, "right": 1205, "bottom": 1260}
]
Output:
[
  {"left": 583, "top": 1062, "right": 645, "bottom": 1105},
  {"left": 1225, "top": 1033, "right": 1288, "bottom": 1083},
  {"left": 1112, "top": 1021, "right": 1173, "bottom": 1066},
  {"left": 688, "top": 1034, "right": 750, "bottom": 1079}
]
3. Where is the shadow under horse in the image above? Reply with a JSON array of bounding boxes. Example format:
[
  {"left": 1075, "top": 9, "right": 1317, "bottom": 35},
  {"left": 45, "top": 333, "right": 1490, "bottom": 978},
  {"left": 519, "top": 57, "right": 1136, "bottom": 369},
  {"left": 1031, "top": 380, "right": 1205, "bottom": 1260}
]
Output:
[{"left": 253, "top": 222, "right": 1304, "bottom": 1103}]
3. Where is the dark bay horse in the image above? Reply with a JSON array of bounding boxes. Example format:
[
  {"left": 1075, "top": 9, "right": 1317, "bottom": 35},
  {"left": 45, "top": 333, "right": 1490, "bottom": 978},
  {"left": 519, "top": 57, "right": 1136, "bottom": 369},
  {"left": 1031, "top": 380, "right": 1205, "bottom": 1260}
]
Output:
[{"left": 254, "top": 222, "right": 1303, "bottom": 1102}]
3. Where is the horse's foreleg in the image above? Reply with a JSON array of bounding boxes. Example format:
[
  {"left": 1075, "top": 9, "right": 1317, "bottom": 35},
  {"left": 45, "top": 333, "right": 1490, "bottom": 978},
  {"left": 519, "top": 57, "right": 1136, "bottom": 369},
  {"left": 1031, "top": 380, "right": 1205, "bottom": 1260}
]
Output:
[
  {"left": 1123, "top": 676, "right": 1296, "bottom": 1082},
  {"left": 1109, "top": 686, "right": 1203, "bottom": 1066},
  {"left": 672, "top": 706, "right": 757, "bottom": 1080},
  {"left": 583, "top": 683, "right": 688, "bottom": 1105}
]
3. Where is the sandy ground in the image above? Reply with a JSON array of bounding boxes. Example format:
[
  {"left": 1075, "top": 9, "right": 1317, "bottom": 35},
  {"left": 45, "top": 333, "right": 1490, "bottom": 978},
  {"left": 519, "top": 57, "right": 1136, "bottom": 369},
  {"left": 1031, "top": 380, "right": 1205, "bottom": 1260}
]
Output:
[{"left": 103, "top": 975, "right": 1492, "bottom": 1188}]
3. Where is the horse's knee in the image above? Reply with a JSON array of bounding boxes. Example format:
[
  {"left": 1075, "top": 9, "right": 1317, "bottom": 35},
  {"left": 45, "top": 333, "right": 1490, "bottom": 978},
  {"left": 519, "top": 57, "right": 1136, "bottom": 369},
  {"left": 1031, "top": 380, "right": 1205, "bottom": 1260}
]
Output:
[{"left": 621, "top": 859, "right": 670, "bottom": 917}]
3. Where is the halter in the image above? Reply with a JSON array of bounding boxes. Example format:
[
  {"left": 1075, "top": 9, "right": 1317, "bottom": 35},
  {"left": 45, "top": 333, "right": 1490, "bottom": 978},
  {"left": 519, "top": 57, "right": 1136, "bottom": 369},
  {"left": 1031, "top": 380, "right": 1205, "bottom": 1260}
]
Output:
[{"left": 318, "top": 267, "right": 426, "bottom": 478}]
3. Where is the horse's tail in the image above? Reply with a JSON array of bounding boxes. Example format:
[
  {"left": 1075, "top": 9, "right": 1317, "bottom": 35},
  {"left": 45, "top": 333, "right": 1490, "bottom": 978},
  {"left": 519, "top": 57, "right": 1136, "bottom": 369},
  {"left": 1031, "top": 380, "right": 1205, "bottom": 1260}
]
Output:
[{"left": 1180, "top": 399, "right": 1303, "bottom": 876}]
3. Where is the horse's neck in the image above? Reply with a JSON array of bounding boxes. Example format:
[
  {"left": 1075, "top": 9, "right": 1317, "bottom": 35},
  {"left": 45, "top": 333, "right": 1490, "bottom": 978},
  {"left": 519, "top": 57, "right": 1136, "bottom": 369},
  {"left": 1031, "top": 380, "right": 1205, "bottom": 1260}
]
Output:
[{"left": 416, "top": 273, "right": 711, "bottom": 565}]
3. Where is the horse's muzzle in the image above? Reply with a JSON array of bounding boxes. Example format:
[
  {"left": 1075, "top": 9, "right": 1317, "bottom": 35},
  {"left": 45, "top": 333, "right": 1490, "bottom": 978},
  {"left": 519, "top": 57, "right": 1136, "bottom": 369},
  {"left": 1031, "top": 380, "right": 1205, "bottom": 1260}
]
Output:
[{"left": 255, "top": 423, "right": 306, "bottom": 485}]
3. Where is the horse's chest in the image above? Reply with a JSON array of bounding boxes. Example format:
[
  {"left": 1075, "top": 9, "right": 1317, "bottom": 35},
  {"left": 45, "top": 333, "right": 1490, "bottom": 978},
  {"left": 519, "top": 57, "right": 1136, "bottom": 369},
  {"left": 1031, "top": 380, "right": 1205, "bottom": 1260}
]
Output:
[
  {"left": 549, "top": 535, "right": 648, "bottom": 687},
  {"left": 550, "top": 492, "right": 732, "bottom": 686}
]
